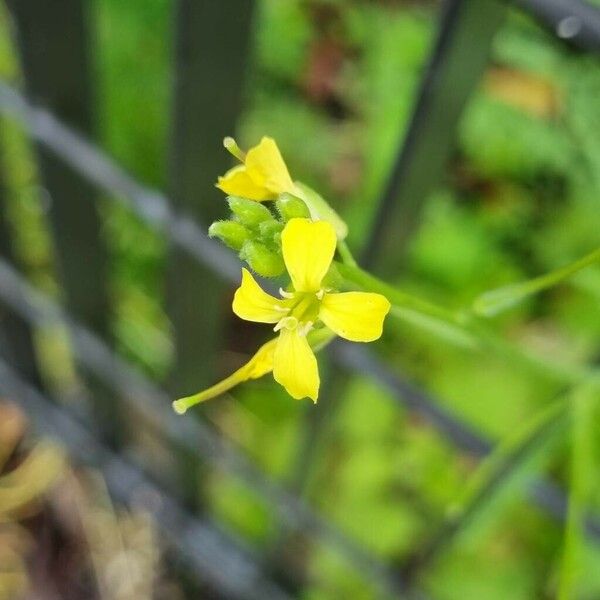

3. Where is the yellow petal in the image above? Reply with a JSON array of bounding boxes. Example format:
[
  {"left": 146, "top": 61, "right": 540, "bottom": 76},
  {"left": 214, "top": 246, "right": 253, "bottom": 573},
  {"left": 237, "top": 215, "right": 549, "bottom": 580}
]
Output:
[
  {"left": 319, "top": 292, "right": 391, "bottom": 342},
  {"left": 232, "top": 268, "right": 290, "bottom": 323},
  {"left": 216, "top": 165, "right": 272, "bottom": 201},
  {"left": 281, "top": 218, "right": 336, "bottom": 292},
  {"left": 273, "top": 327, "right": 319, "bottom": 401},
  {"left": 173, "top": 338, "right": 277, "bottom": 414},
  {"left": 245, "top": 137, "right": 295, "bottom": 196},
  {"left": 246, "top": 338, "right": 277, "bottom": 379}
]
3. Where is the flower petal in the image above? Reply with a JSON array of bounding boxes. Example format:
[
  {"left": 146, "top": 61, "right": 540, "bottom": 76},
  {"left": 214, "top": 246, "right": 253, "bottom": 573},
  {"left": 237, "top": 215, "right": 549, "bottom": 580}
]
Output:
[
  {"left": 232, "top": 268, "right": 290, "bottom": 323},
  {"left": 319, "top": 292, "right": 391, "bottom": 342},
  {"left": 245, "top": 338, "right": 278, "bottom": 379},
  {"left": 273, "top": 327, "right": 319, "bottom": 401},
  {"left": 216, "top": 165, "right": 272, "bottom": 201},
  {"left": 281, "top": 218, "right": 336, "bottom": 292},
  {"left": 245, "top": 137, "right": 294, "bottom": 196}
]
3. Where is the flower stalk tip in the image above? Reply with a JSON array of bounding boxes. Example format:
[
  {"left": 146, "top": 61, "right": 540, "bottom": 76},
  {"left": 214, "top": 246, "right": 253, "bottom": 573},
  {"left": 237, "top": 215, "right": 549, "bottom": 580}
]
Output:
[{"left": 223, "top": 136, "right": 246, "bottom": 162}]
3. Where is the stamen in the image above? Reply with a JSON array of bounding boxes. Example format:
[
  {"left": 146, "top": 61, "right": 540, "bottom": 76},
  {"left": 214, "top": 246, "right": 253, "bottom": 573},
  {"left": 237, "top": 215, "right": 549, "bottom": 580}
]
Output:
[
  {"left": 298, "top": 321, "right": 314, "bottom": 337},
  {"left": 223, "top": 137, "right": 246, "bottom": 162},
  {"left": 298, "top": 321, "right": 311, "bottom": 337},
  {"left": 272, "top": 305, "right": 290, "bottom": 313},
  {"left": 279, "top": 288, "right": 294, "bottom": 299},
  {"left": 274, "top": 316, "right": 298, "bottom": 332},
  {"left": 316, "top": 289, "right": 325, "bottom": 300}
]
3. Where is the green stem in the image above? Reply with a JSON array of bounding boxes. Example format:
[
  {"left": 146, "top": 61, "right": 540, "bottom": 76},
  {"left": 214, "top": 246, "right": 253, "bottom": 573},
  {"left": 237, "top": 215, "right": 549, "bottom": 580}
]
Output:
[
  {"left": 173, "top": 365, "right": 249, "bottom": 414},
  {"left": 336, "top": 262, "right": 464, "bottom": 325},
  {"left": 337, "top": 261, "right": 594, "bottom": 385},
  {"left": 474, "top": 247, "right": 600, "bottom": 317},
  {"left": 337, "top": 240, "right": 358, "bottom": 268},
  {"left": 406, "top": 391, "right": 568, "bottom": 580},
  {"left": 558, "top": 382, "right": 598, "bottom": 600},
  {"left": 337, "top": 261, "right": 479, "bottom": 350}
]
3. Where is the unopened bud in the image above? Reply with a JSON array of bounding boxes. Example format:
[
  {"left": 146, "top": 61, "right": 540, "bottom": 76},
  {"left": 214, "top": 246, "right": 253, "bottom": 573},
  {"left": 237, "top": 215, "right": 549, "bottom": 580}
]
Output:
[
  {"left": 208, "top": 220, "right": 251, "bottom": 251},
  {"left": 240, "top": 241, "right": 285, "bottom": 277},
  {"left": 227, "top": 196, "right": 274, "bottom": 228},
  {"left": 276, "top": 193, "right": 311, "bottom": 221},
  {"left": 294, "top": 182, "right": 348, "bottom": 240},
  {"left": 259, "top": 220, "right": 284, "bottom": 248}
]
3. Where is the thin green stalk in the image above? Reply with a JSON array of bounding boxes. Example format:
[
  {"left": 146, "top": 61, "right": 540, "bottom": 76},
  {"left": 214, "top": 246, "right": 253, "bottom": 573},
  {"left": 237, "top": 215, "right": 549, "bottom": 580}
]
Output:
[
  {"left": 474, "top": 247, "right": 600, "bottom": 317},
  {"left": 337, "top": 261, "right": 595, "bottom": 386},
  {"left": 450, "top": 393, "right": 568, "bottom": 526},
  {"left": 336, "top": 261, "right": 478, "bottom": 349},
  {"left": 337, "top": 240, "right": 358, "bottom": 268},
  {"left": 558, "top": 382, "right": 598, "bottom": 600},
  {"left": 403, "top": 391, "right": 568, "bottom": 582}
]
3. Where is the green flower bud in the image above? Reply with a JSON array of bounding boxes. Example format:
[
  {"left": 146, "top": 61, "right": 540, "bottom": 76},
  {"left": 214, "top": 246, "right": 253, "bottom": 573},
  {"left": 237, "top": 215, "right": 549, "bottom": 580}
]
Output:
[
  {"left": 227, "top": 196, "right": 274, "bottom": 228},
  {"left": 321, "top": 261, "right": 343, "bottom": 291},
  {"left": 258, "top": 220, "right": 284, "bottom": 248},
  {"left": 275, "top": 193, "right": 311, "bottom": 221},
  {"left": 294, "top": 182, "right": 348, "bottom": 240},
  {"left": 239, "top": 240, "right": 285, "bottom": 277},
  {"left": 208, "top": 220, "right": 251, "bottom": 251}
]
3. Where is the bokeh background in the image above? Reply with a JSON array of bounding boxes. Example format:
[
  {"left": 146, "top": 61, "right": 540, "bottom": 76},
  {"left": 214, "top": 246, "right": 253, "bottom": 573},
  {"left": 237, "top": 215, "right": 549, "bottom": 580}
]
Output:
[{"left": 0, "top": 1, "right": 599, "bottom": 599}]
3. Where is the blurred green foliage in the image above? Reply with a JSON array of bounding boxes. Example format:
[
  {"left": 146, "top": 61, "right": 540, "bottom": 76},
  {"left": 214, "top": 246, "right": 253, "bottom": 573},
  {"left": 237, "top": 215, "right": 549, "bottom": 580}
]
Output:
[{"left": 1, "top": 0, "right": 599, "bottom": 598}]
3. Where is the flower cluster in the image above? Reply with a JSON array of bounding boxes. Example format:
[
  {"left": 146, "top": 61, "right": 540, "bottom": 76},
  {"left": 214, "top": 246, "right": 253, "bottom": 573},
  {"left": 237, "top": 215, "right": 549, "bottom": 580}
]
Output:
[{"left": 173, "top": 137, "right": 390, "bottom": 413}]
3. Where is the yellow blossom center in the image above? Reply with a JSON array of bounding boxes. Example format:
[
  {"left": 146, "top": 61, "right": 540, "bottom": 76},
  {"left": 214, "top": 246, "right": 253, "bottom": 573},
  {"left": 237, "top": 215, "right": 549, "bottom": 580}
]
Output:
[{"left": 273, "top": 290, "right": 322, "bottom": 336}]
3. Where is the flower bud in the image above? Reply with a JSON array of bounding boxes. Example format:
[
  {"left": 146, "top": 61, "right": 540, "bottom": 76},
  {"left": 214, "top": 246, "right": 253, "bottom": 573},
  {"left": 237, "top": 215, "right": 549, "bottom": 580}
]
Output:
[
  {"left": 227, "top": 196, "right": 274, "bottom": 228},
  {"left": 275, "top": 193, "right": 311, "bottom": 221},
  {"left": 259, "top": 220, "right": 284, "bottom": 248},
  {"left": 208, "top": 220, "right": 251, "bottom": 251},
  {"left": 239, "top": 241, "right": 285, "bottom": 277},
  {"left": 294, "top": 182, "right": 348, "bottom": 240}
]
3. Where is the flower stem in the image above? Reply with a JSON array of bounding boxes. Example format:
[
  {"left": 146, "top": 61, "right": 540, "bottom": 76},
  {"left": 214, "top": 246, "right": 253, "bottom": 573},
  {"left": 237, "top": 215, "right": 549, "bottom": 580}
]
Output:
[
  {"left": 173, "top": 366, "right": 249, "bottom": 414},
  {"left": 474, "top": 246, "right": 600, "bottom": 317},
  {"left": 336, "top": 261, "right": 595, "bottom": 386},
  {"left": 337, "top": 240, "right": 358, "bottom": 267}
]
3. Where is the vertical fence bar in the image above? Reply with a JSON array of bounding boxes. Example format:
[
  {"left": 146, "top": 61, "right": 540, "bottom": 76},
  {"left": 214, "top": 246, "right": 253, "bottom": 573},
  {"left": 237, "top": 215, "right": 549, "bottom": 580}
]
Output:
[
  {"left": 0, "top": 126, "right": 41, "bottom": 387},
  {"left": 5, "top": 0, "right": 120, "bottom": 442},
  {"left": 362, "top": 0, "right": 506, "bottom": 274},
  {"left": 167, "top": 0, "right": 255, "bottom": 395},
  {"left": 167, "top": 1, "right": 255, "bottom": 508}
]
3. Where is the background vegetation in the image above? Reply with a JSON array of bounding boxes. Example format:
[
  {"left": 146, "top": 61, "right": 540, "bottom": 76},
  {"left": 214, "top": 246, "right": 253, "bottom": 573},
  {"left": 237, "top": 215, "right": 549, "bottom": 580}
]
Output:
[{"left": 1, "top": 0, "right": 599, "bottom": 598}]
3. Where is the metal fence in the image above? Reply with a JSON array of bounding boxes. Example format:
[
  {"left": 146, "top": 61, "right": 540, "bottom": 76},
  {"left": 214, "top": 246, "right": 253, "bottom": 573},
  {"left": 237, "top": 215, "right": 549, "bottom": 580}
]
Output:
[{"left": 0, "top": 0, "right": 599, "bottom": 598}]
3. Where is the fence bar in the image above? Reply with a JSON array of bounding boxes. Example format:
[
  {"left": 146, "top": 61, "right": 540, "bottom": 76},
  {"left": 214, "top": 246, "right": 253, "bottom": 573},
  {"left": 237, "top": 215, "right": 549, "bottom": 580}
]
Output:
[
  {"left": 5, "top": 0, "right": 107, "bottom": 334},
  {"left": 0, "top": 358, "right": 293, "bottom": 600},
  {"left": 362, "top": 0, "right": 506, "bottom": 273},
  {"left": 166, "top": 0, "right": 256, "bottom": 510},
  {"left": 4, "top": 0, "right": 122, "bottom": 442},
  {"left": 0, "top": 81, "right": 595, "bottom": 544},
  {"left": 0, "top": 127, "right": 41, "bottom": 387},
  {"left": 167, "top": 0, "right": 255, "bottom": 396},
  {"left": 516, "top": 0, "right": 600, "bottom": 52}
]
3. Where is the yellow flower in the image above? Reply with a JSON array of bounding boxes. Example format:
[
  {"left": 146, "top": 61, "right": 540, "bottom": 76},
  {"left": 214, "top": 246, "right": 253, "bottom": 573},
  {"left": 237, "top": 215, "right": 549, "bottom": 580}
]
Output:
[
  {"left": 173, "top": 218, "right": 390, "bottom": 412},
  {"left": 232, "top": 218, "right": 391, "bottom": 401},
  {"left": 216, "top": 136, "right": 295, "bottom": 201}
]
